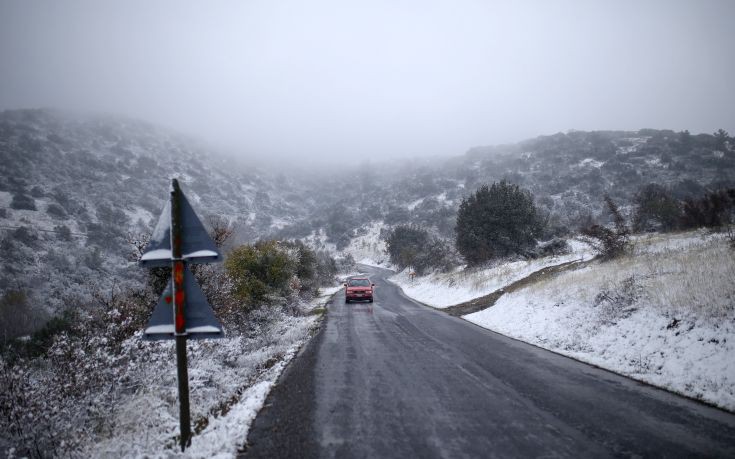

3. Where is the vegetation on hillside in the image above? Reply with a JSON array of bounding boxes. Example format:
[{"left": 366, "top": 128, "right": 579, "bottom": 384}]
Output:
[{"left": 455, "top": 181, "right": 543, "bottom": 264}]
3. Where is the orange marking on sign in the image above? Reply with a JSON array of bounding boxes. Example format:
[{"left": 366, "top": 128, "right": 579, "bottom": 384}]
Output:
[{"left": 174, "top": 262, "right": 184, "bottom": 284}]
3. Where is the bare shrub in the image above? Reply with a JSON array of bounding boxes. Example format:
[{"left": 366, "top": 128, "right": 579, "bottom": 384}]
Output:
[
  {"left": 593, "top": 275, "right": 642, "bottom": 325},
  {"left": 581, "top": 195, "right": 631, "bottom": 260}
]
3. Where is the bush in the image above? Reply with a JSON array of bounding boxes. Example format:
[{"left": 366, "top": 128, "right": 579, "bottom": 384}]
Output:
[
  {"left": 680, "top": 188, "right": 735, "bottom": 229},
  {"left": 315, "top": 250, "right": 338, "bottom": 286},
  {"left": 12, "top": 226, "right": 39, "bottom": 248},
  {"left": 46, "top": 203, "right": 67, "bottom": 219},
  {"left": 386, "top": 225, "right": 428, "bottom": 270},
  {"left": 455, "top": 181, "right": 543, "bottom": 264},
  {"left": 581, "top": 195, "right": 630, "bottom": 260},
  {"left": 282, "top": 240, "right": 319, "bottom": 295},
  {"left": 10, "top": 192, "right": 36, "bottom": 211},
  {"left": 386, "top": 225, "right": 455, "bottom": 274},
  {"left": 0, "top": 289, "right": 44, "bottom": 341},
  {"left": 225, "top": 240, "right": 295, "bottom": 305},
  {"left": 336, "top": 253, "right": 356, "bottom": 273},
  {"left": 633, "top": 183, "right": 681, "bottom": 232},
  {"left": 54, "top": 225, "right": 73, "bottom": 241},
  {"left": 533, "top": 238, "right": 571, "bottom": 258}
]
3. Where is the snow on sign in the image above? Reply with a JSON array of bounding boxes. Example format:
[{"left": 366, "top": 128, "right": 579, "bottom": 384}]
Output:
[
  {"left": 140, "top": 188, "right": 221, "bottom": 267},
  {"left": 144, "top": 265, "right": 224, "bottom": 339},
  {"left": 141, "top": 179, "right": 224, "bottom": 339},
  {"left": 139, "top": 178, "right": 223, "bottom": 451}
]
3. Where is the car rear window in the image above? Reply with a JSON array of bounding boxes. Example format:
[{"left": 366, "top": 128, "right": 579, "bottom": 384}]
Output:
[{"left": 348, "top": 279, "right": 370, "bottom": 287}]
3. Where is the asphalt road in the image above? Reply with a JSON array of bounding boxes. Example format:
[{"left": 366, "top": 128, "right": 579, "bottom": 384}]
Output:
[{"left": 242, "top": 265, "right": 735, "bottom": 458}]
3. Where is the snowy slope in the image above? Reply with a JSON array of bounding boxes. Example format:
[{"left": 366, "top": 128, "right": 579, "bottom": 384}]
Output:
[
  {"left": 75, "top": 290, "right": 338, "bottom": 457},
  {"left": 464, "top": 231, "right": 735, "bottom": 411},
  {"left": 390, "top": 239, "right": 593, "bottom": 308}
]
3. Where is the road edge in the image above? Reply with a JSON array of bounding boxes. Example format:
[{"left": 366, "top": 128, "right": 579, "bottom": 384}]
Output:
[{"left": 385, "top": 272, "right": 735, "bottom": 416}]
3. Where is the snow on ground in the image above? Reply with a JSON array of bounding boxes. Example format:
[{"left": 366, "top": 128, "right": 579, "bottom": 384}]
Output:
[
  {"left": 407, "top": 198, "right": 424, "bottom": 210},
  {"left": 82, "top": 289, "right": 339, "bottom": 458},
  {"left": 341, "top": 221, "right": 391, "bottom": 268},
  {"left": 465, "top": 230, "right": 735, "bottom": 411},
  {"left": 390, "top": 239, "right": 594, "bottom": 308},
  {"left": 578, "top": 158, "right": 604, "bottom": 168},
  {"left": 302, "top": 228, "right": 337, "bottom": 254}
]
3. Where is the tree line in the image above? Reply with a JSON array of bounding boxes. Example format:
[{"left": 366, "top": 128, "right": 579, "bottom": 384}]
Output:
[{"left": 386, "top": 180, "right": 735, "bottom": 272}]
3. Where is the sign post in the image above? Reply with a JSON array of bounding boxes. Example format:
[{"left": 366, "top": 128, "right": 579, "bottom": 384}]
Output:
[{"left": 139, "top": 178, "right": 224, "bottom": 451}]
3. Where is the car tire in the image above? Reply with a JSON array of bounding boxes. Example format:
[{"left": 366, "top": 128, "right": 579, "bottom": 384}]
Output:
[
  {"left": 368, "top": 298, "right": 373, "bottom": 303},
  {"left": 345, "top": 299, "right": 350, "bottom": 303}
]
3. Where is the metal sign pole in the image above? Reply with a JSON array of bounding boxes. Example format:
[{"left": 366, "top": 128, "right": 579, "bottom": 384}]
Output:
[{"left": 171, "top": 179, "right": 192, "bottom": 451}]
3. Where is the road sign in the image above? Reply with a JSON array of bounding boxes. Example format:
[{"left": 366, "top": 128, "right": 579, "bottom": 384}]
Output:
[
  {"left": 140, "top": 189, "right": 221, "bottom": 267},
  {"left": 139, "top": 178, "right": 223, "bottom": 451},
  {"left": 144, "top": 264, "right": 224, "bottom": 339}
]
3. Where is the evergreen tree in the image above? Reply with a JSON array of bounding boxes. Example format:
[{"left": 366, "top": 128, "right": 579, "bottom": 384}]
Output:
[{"left": 455, "top": 181, "right": 542, "bottom": 264}]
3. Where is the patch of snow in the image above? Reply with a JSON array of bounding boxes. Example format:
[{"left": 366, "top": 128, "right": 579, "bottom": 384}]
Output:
[
  {"left": 407, "top": 198, "right": 424, "bottom": 210},
  {"left": 391, "top": 239, "right": 593, "bottom": 308},
  {"left": 79, "top": 292, "right": 335, "bottom": 457},
  {"left": 0, "top": 191, "right": 12, "bottom": 207},
  {"left": 617, "top": 137, "right": 649, "bottom": 154},
  {"left": 125, "top": 206, "right": 153, "bottom": 225},
  {"left": 578, "top": 158, "right": 604, "bottom": 168},
  {"left": 465, "top": 231, "right": 735, "bottom": 412},
  {"left": 645, "top": 157, "right": 662, "bottom": 167},
  {"left": 341, "top": 221, "right": 391, "bottom": 267}
]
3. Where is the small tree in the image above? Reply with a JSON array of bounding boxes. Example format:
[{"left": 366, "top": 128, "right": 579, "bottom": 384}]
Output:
[
  {"left": 455, "top": 181, "right": 543, "bottom": 264},
  {"left": 385, "top": 225, "right": 428, "bottom": 271},
  {"left": 714, "top": 128, "right": 730, "bottom": 151},
  {"left": 581, "top": 195, "right": 630, "bottom": 260}
]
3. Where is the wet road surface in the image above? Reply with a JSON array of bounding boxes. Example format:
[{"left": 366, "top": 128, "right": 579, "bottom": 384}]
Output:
[{"left": 242, "top": 265, "right": 735, "bottom": 458}]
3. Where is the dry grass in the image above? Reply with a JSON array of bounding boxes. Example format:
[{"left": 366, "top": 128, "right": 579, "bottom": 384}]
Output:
[{"left": 526, "top": 231, "right": 734, "bottom": 323}]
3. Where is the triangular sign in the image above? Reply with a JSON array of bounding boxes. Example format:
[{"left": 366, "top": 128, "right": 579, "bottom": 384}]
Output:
[
  {"left": 139, "top": 184, "right": 221, "bottom": 267},
  {"left": 143, "top": 265, "right": 224, "bottom": 340}
]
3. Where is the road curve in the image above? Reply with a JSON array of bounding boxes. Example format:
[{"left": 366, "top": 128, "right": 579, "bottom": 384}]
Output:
[{"left": 241, "top": 265, "right": 735, "bottom": 458}]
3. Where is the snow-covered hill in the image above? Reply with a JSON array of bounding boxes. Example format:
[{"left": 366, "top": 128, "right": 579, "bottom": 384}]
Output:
[{"left": 0, "top": 109, "right": 309, "bottom": 321}]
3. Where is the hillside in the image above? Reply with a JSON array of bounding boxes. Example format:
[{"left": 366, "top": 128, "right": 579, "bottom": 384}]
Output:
[
  {"left": 278, "top": 129, "right": 735, "bottom": 247},
  {"left": 1, "top": 108, "right": 733, "bottom": 328},
  {"left": 0, "top": 109, "right": 309, "bottom": 326}
]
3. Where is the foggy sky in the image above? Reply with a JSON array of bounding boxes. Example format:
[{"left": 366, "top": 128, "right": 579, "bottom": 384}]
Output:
[{"left": 1, "top": 0, "right": 734, "bottom": 165}]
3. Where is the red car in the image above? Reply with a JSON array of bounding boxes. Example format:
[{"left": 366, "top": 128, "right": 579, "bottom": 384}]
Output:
[{"left": 344, "top": 277, "right": 375, "bottom": 303}]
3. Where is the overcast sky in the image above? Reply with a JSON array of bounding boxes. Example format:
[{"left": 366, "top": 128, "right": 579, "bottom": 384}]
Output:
[{"left": 1, "top": 0, "right": 734, "bottom": 164}]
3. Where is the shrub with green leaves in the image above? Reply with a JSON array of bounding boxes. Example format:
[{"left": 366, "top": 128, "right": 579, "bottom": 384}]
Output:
[
  {"left": 225, "top": 240, "right": 295, "bottom": 305},
  {"left": 455, "top": 181, "right": 543, "bottom": 264}
]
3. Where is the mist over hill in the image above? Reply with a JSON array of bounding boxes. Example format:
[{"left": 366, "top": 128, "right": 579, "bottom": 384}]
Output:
[
  {"left": 1, "top": 108, "right": 733, "bottom": 326},
  {"left": 277, "top": 127, "right": 735, "bottom": 248},
  {"left": 0, "top": 109, "right": 311, "bottom": 323}
]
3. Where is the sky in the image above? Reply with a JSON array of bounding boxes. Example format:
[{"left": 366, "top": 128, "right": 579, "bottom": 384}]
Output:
[{"left": 1, "top": 0, "right": 734, "bottom": 165}]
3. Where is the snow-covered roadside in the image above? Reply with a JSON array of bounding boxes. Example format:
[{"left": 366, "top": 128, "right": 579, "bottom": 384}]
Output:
[
  {"left": 82, "top": 288, "right": 340, "bottom": 458},
  {"left": 464, "top": 231, "right": 735, "bottom": 412},
  {"left": 390, "top": 239, "right": 593, "bottom": 308}
]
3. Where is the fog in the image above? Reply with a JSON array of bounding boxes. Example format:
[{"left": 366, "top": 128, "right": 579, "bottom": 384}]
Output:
[{"left": 1, "top": 0, "right": 734, "bottom": 166}]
